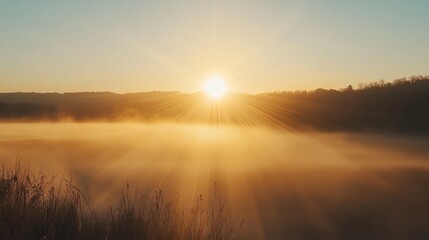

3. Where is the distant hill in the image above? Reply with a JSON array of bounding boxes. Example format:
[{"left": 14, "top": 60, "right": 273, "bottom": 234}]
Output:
[{"left": 1, "top": 76, "right": 429, "bottom": 134}]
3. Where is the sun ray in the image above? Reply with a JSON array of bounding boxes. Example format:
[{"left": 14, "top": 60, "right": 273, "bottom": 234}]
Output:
[{"left": 204, "top": 75, "right": 227, "bottom": 100}]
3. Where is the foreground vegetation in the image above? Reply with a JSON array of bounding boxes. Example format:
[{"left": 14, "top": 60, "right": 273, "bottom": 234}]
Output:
[{"left": 0, "top": 161, "right": 240, "bottom": 240}]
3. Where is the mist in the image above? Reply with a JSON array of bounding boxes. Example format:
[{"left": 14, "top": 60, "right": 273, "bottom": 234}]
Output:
[
  {"left": 2, "top": 77, "right": 429, "bottom": 134},
  {"left": 1, "top": 123, "right": 429, "bottom": 239}
]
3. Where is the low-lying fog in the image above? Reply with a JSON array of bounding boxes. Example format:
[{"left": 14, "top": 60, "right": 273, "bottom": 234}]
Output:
[{"left": 1, "top": 123, "right": 429, "bottom": 239}]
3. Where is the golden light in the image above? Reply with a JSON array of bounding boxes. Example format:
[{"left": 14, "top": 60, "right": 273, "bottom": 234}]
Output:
[{"left": 204, "top": 76, "right": 227, "bottom": 100}]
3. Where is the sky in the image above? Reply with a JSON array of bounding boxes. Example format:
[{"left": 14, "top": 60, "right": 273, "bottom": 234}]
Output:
[{"left": 1, "top": 0, "right": 428, "bottom": 93}]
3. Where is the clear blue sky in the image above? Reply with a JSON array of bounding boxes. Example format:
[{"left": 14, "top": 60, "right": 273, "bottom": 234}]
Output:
[{"left": 1, "top": 0, "right": 428, "bottom": 93}]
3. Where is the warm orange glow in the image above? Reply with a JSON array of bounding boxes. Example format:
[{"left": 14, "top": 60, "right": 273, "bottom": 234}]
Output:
[{"left": 204, "top": 76, "right": 227, "bottom": 100}]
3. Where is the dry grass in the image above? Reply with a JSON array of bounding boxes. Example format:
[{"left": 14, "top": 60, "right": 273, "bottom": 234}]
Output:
[{"left": 0, "top": 160, "right": 241, "bottom": 240}]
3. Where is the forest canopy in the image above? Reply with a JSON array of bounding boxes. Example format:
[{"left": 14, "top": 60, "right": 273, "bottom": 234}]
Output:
[{"left": 1, "top": 76, "right": 428, "bottom": 134}]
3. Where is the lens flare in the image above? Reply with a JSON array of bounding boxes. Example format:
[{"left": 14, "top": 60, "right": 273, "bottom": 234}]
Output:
[{"left": 204, "top": 76, "right": 226, "bottom": 100}]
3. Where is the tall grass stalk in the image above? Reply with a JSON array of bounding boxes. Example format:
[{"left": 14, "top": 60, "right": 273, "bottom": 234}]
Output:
[{"left": 0, "top": 160, "right": 241, "bottom": 240}]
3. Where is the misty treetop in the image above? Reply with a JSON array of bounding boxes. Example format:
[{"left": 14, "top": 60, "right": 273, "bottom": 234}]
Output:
[{"left": 1, "top": 76, "right": 428, "bottom": 134}]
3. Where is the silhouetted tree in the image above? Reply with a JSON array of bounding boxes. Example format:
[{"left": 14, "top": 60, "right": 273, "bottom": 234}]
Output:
[{"left": 1, "top": 76, "right": 428, "bottom": 133}]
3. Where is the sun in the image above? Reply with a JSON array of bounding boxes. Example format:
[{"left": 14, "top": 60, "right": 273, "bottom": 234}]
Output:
[{"left": 204, "top": 76, "right": 227, "bottom": 100}]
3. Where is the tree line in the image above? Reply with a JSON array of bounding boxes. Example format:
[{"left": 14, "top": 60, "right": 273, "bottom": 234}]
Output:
[{"left": 1, "top": 76, "right": 428, "bottom": 133}]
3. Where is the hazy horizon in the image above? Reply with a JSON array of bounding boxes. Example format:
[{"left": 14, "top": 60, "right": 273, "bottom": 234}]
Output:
[
  {"left": 2, "top": 1, "right": 429, "bottom": 240},
  {"left": 0, "top": 75, "right": 425, "bottom": 94},
  {"left": 1, "top": 1, "right": 429, "bottom": 93}
]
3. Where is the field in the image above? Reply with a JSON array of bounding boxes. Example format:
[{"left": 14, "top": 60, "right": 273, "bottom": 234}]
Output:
[
  {"left": 1, "top": 123, "right": 429, "bottom": 239},
  {"left": 2, "top": 1, "right": 429, "bottom": 239}
]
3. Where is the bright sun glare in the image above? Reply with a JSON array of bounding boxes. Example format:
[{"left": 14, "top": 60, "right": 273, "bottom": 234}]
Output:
[{"left": 204, "top": 76, "right": 227, "bottom": 100}]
